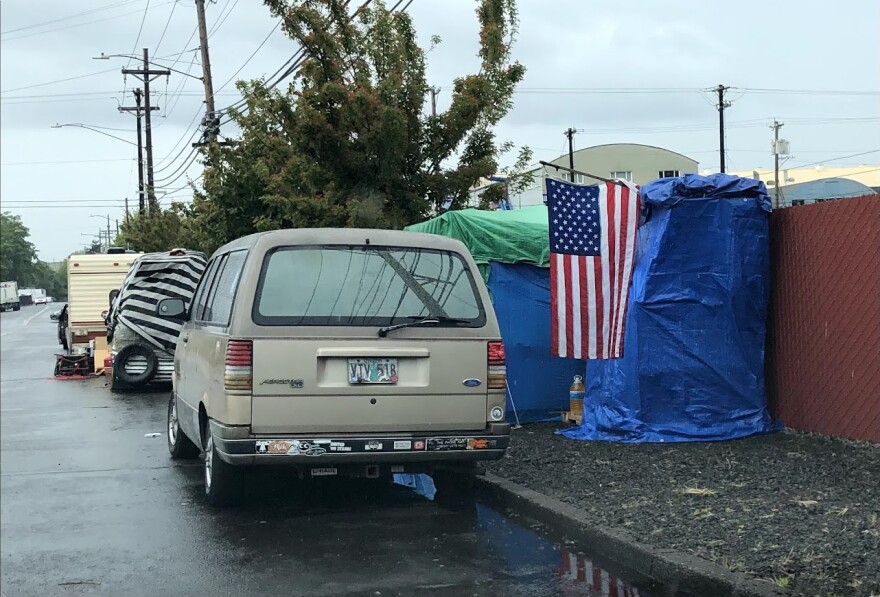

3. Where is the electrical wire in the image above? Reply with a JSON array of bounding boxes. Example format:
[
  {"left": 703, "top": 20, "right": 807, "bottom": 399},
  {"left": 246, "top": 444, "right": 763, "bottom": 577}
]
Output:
[
  {"left": 1, "top": 68, "right": 119, "bottom": 94},
  {"left": 153, "top": 0, "right": 178, "bottom": 55},
  {"left": 151, "top": 109, "right": 203, "bottom": 174},
  {"left": 790, "top": 150, "right": 880, "bottom": 170},
  {"left": 154, "top": 151, "right": 200, "bottom": 184},
  {"left": 0, "top": 3, "right": 172, "bottom": 42},
  {"left": 213, "top": 21, "right": 282, "bottom": 95},
  {"left": 207, "top": 0, "right": 239, "bottom": 38},
  {"left": 125, "top": 0, "right": 152, "bottom": 72},
  {"left": 0, "top": 0, "right": 144, "bottom": 34}
]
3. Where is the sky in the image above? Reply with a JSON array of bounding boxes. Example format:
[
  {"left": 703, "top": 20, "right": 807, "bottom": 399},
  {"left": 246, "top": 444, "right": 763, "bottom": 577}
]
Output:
[{"left": 1, "top": 0, "right": 879, "bottom": 261}]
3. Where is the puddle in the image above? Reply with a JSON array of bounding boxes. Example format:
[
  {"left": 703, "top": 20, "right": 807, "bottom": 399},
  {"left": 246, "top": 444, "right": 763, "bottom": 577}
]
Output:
[{"left": 395, "top": 473, "right": 694, "bottom": 597}]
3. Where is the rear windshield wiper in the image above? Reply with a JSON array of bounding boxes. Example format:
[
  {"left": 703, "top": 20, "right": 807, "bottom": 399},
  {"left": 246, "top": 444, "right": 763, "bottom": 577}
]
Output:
[{"left": 377, "top": 316, "right": 470, "bottom": 338}]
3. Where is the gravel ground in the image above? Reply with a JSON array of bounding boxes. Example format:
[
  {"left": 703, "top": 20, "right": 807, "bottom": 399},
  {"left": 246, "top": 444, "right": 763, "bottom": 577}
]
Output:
[{"left": 486, "top": 424, "right": 880, "bottom": 597}]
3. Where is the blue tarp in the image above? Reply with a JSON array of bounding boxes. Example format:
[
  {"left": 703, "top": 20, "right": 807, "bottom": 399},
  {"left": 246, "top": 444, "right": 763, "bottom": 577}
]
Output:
[
  {"left": 563, "top": 174, "right": 778, "bottom": 442},
  {"left": 488, "top": 262, "right": 583, "bottom": 423}
]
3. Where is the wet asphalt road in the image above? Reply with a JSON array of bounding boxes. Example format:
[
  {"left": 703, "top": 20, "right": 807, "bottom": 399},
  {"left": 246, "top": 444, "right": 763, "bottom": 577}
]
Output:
[{"left": 1, "top": 306, "right": 652, "bottom": 597}]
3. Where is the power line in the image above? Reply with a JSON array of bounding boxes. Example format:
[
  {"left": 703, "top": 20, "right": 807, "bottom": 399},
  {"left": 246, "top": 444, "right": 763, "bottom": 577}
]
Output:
[
  {"left": 213, "top": 21, "right": 282, "bottom": 95},
  {"left": 207, "top": 0, "right": 237, "bottom": 37},
  {"left": 1, "top": 68, "right": 119, "bottom": 94},
  {"left": 0, "top": 2, "right": 173, "bottom": 42},
  {"left": 153, "top": 0, "right": 178, "bottom": 55},
  {"left": 154, "top": 152, "right": 200, "bottom": 185},
  {"left": 791, "top": 150, "right": 880, "bottom": 170},
  {"left": 0, "top": 0, "right": 144, "bottom": 34},
  {"left": 125, "top": 0, "right": 152, "bottom": 72},
  {"left": 734, "top": 87, "right": 880, "bottom": 96}
]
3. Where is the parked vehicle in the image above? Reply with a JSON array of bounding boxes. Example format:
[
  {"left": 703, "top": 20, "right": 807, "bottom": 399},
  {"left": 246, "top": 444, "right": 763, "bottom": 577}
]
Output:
[
  {"left": 106, "top": 249, "right": 207, "bottom": 391},
  {"left": 62, "top": 253, "right": 141, "bottom": 356},
  {"left": 20, "top": 288, "right": 46, "bottom": 304},
  {"left": 1, "top": 281, "right": 20, "bottom": 312},
  {"left": 157, "top": 229, "right": 509, "bottom": 506}
]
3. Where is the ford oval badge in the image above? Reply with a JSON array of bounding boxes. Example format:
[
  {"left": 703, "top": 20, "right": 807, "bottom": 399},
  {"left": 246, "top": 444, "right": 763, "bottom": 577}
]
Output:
[{"left": 462, "top": 378, "right": 482, "bottom": 388}]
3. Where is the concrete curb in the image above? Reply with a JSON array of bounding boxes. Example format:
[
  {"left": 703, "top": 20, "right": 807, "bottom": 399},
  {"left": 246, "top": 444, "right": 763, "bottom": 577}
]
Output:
[{"left": 475, "top": 473, "right": 788, "bottom": 597}]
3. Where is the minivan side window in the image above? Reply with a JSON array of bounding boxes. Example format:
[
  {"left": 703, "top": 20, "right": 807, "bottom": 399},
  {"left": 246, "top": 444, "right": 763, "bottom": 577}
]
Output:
[
  {"left": 201, "top": 250, "right": 247, "bottom": 326},
  {"left": 190, "top": 256, "right": 224, "bottom": 321}
]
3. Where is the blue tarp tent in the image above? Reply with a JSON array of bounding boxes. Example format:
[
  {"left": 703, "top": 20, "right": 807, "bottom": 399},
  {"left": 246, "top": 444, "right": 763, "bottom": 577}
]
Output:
[
  {"left": 562, "top": 174, "right": 778, "bottom": 442},
  {"left": 406, "top": 207, "right": 577, "bottom": 423},
  {"left": 488, "top": 262, "right": 582, "bottom": 423}
]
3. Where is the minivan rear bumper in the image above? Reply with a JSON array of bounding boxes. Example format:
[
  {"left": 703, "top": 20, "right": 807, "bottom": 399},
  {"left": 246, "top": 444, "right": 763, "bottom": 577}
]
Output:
[{"left": 209, "top": 420, "right": 510, "bottom": 466}]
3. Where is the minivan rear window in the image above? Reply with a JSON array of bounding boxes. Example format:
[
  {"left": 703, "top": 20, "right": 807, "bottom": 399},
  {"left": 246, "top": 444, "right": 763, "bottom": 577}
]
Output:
[{"left": 253, "top": 245, "right": 486, "bottom": 327}]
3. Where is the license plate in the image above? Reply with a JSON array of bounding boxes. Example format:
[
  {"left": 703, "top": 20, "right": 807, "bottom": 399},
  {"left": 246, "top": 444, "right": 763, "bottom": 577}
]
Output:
[
  {"left": 348, "top": 358, "right": 399, "bottom": 384},
  {"left": 310, "top": 467, "right": 338, "bottom": 477}
]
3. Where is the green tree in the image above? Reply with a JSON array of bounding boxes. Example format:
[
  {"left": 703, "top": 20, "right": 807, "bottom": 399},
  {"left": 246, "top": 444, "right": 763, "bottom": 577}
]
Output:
[
  {"left": 116, "top": 204, "right": 197, "bottom": 253},
  {"left": 0, "top": 212, "right": 38, "bottom": 283},
  {"left": 175, "top": 0, "right": 527, "bottom": 254},
  {"left": 0, "top": 212, "right": 69, "bottom": 297}
]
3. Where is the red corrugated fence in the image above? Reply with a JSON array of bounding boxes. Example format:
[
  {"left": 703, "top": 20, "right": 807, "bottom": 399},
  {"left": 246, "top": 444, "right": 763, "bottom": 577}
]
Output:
[{"left": 766, "top": 195, "right": 880, "bottom": 442}]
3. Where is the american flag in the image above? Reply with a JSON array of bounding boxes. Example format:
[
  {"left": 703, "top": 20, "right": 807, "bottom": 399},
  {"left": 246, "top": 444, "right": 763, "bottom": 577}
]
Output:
[
  {"left": 560, "top": 549, "right": 643, "bottom": 596},
  {"left": 548, "top": 177, "right": 640, "bottom": 359}
]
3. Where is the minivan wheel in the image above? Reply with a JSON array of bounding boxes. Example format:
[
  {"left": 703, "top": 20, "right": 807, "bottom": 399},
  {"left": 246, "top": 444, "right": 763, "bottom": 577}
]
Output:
[
  {"left": 204, "top": 432, "right": 244, "bottom": 507},
  {"left": 167, "top": 396, "right": 199, "bottom": 459}
]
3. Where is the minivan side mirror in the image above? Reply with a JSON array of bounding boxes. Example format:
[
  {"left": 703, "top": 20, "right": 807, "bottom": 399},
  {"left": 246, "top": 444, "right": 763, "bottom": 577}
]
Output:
[{"left": 156, "top": 298, "right": 187, "bottom": 320}]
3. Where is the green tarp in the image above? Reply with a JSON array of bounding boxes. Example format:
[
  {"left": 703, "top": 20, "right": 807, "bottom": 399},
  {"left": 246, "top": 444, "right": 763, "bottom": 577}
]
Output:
[{"left": 405, "top": 206, "right": 550, "bottom": 279}]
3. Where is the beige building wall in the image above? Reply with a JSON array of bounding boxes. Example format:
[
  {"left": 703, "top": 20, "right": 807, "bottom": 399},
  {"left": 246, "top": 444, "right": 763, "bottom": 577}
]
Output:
[
  {"left": 720, "top": 165, "right": 880, "bottom": 189},
  {"left": 547, "top": 143, "right": 699, "bottom": 186}
]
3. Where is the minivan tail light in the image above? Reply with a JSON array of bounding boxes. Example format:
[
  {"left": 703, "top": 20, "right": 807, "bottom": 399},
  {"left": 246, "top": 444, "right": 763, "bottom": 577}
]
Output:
[
  {"left": 487, "top": 341, "right": 506, "bottom": 390},
  {"left": 225, "top": 340, "right": 252, "bottom": 392}
]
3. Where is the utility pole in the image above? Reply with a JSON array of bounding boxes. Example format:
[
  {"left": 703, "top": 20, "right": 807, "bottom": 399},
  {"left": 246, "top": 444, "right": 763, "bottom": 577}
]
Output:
[
  {"left": 430, "top": 87, "right": 440, "bottom": 117},
  {"left": 116, "top": 219, "right": 120, "bottom": 236},
  {"left": 772, "top": 120, "right": 783, "bottom": 209},
  {"left": 106, "top": 215, "right": 112, "bottom": 248},
  {"left": 564, "top": 128, "right": 577, "bottom": 181},
  {"left": 122, "top": 49, "right": 169, "bottom": 210},
  {"left": 714, "top": 84, "right": 731, "bottom": 173},
  {"left": 124, "top": 197, "right": 130, "bottom": 221},
  {"left": 195, "top": 0, "right": 218, "bottom": 140},
  {"left": 118, "top": 88, "right": 155, "bottom": 213}
]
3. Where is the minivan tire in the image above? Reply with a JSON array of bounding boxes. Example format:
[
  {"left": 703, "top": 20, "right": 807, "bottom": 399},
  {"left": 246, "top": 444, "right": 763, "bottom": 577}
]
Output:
[
  {"left": 167, "top": 396, "right": 199, "bottom": 459},
  {"left": 204, "top": 431, "right": 244, "bottom": 506},
  {"left": 113, "top": 344, "right": 158, "bottom": 386}
]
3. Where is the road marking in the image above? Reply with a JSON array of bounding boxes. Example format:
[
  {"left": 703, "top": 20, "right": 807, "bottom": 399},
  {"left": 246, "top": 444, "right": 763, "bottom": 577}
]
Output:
[
  {"left": 23, "top": 306, "right": 49, "bottom": 326},
  {"left": 0, "top": 408, "right": 24, "bottom": 412}
]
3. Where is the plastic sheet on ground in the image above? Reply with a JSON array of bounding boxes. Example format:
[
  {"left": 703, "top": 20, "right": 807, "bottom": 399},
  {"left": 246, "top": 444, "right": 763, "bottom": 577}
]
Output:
[{"left": 563, "top": 174, "right": 778, "bottom": 443}]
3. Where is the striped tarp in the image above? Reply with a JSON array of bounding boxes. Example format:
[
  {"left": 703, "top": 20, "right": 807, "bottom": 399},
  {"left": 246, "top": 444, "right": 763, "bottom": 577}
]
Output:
[{"left": 108, "top": 250, "right": 207, "bottom": 354}]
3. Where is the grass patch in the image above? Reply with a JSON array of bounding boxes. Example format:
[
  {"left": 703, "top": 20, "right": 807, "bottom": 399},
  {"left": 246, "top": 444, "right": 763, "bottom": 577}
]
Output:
[{"left": 772, "top": 576, "right": 791, "bottom": 588}]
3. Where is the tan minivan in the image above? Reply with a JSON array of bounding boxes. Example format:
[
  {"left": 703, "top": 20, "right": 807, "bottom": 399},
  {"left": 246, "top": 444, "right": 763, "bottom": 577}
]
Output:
[{"left": 157, "top": 228, "right": 510, "bottom": 505}]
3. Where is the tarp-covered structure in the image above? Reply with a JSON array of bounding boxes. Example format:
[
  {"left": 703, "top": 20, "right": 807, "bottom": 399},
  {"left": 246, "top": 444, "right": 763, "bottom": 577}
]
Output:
[
  {"left": 107, "top": 250, "right": 207, "bottom": 354},
  {"left": 562, "top": 174, "right": 778, "bottom": 442},
  {"left": 407, "top": 207, "right": 579, "bottom": 423}
]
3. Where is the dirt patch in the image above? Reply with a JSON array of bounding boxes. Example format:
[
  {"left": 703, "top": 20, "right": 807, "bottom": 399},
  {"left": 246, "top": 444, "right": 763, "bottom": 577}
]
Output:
[{"left": 486, "top": 425, "right": 880, "bottom": 597}]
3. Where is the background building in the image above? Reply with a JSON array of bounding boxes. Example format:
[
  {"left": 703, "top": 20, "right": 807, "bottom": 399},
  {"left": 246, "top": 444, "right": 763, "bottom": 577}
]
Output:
[
  {"left": 778, "top": 177, "right": 878, "bottom": 207},
  {"left": 724, "top": 164, "right": 880, "bottom": 194},
  {"left": 469, "top": 143, "right": 700, "bottom": 209}
]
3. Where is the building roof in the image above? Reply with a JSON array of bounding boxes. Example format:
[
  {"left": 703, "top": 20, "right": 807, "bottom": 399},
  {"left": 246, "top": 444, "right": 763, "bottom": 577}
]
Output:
[
  {"left": 549, "top": 143, "right": 699, "bottom": 165},
  {"left": 783, "top": 177, "right": 878, "bottom": 202}
]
